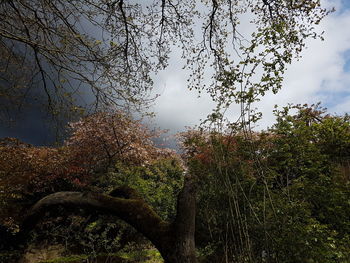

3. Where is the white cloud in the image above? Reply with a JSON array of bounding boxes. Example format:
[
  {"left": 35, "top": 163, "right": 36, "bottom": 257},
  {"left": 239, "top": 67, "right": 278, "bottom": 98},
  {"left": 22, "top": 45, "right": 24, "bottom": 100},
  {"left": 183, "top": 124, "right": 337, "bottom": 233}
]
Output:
[
  {"left": 151, "top": 0, "right": 350, "bottom": 133},
  {"left": 256, "top": 1, "right": 350, "bottom": 128},
  {"left": 150, "top": 57, "right": 215, "bottom": 133}
]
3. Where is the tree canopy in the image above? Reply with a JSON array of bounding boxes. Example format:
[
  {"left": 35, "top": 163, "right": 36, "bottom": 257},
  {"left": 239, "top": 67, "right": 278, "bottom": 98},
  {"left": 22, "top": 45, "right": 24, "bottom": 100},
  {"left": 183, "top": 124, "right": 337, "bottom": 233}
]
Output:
[
  {"left": 182, "top": 104, "right": 350, "bottom": 262},
  {"left": 1, "top": 1, "right": 347, "bottom": 263},
  {"left": 0, "top": 0, "right": 330, "bottom": 119},
  {"left": 1, "top": 104, "right": 350, "bottom": 263}
]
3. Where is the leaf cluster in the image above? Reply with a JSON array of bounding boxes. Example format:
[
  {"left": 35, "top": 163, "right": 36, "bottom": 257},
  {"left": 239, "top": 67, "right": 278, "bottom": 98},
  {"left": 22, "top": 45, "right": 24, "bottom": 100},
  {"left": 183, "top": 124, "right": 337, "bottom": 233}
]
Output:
[
  {"left": 183, "top": 104, "right": 350, "bottom": 263},
  {"left": 0, "top": 110, "right": 183, "bottom": 258}
]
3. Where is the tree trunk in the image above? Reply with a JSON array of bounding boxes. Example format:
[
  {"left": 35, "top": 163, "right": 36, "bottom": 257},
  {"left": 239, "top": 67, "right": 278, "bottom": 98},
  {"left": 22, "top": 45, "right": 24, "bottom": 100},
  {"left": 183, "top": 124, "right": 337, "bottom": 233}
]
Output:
[
  {"left": 21, "top": 175, "right": 197, "bottom": 263},
  {"left": 158, "top": 175, "right": 197, "bottom": 263}
]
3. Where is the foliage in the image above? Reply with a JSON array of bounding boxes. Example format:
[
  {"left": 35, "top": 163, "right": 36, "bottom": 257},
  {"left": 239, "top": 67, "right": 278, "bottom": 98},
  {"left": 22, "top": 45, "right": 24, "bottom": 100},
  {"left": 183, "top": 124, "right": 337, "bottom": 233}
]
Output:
[
  {"left": 0, "top": 1, "right": 339, "bottom": 262},
  {"left": 183, "top": 104, "right": 350, "bottom": 263},
  {"left": 2, "top": 103, "right": 349, "bottom": 263},
  {"left": 92, "top": 158, "right": 184, "bottom": 221},
  {"left": 65, "top": 111, "right": 175, "bottom": 169},
  {"left": 0, "top": 111, "right": 183, "bottom": 260},
  {"left": 37, "top": 248, "right": 163, "bottom": 263},
  {"left": 0, "top": 251, "right": 20, "bottom": 263},
  {"left": 0, "top": 0, "right": 330, "bottom": 120},
  {"left": 28, "top": 158, "right": 184, "bottom": 258},
  {"left": 39, "top": 254, "right": 90, "bottom": 263},
  {"left": 0, "top": 138, "right": 89, "bottom": 232}
]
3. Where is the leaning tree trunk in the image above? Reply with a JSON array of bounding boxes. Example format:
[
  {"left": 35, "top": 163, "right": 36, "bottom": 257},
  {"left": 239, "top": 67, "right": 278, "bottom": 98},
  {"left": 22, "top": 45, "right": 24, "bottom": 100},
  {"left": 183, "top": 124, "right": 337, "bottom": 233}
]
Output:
[{"left": 20, "top": 175, "right": 197, "bottom": 263}]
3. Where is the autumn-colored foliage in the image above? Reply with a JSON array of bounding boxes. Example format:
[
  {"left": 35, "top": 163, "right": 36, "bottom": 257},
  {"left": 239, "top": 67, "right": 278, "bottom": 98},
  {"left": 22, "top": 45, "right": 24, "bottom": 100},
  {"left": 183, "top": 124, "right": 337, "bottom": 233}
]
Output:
[
  {"left": 0, "top": 140, "right": 87, "bottom": 230},
  {"left": 0, "top": 111, "right": 176, "bottom": 230}
]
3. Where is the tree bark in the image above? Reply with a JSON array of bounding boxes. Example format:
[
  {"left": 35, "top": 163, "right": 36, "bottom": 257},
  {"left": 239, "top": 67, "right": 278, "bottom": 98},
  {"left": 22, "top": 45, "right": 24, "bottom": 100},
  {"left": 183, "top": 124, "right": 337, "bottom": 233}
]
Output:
[
  {"left": 21, "top": 176, "right": 197, "bottom": 263},
  {"left": 157, "top": 175, "right": 197, "bottom": 263}
]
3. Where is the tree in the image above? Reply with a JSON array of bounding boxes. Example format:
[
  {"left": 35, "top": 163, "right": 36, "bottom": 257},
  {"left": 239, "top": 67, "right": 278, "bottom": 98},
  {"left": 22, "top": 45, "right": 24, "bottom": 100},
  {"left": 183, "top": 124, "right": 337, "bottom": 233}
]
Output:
[
  {"left": 0, "top": 137, "right": 90, "bottom": 230},
  {"left": 0, "top": 0, "right": 330, "bottom": 119},
  {"left": 1, "top": 0, "right": 334, "bottom": 262},
  {"left": 21, "top": 175, "right": 198, "bottom": 263},
  {"left": 0, "top": 110, "right": 174, "bottom": 222},
  {"left": 0, "top": 111, "right": 196, "bottom": 262},
  {"left": 65, "top": 110, "right": 174, "bottom": 169},
  {"left": 180, "top": 104, "right": 350, "bottom": 262},
  {"left": 18, "top": 104, "right": 350, "bottom": 263}
]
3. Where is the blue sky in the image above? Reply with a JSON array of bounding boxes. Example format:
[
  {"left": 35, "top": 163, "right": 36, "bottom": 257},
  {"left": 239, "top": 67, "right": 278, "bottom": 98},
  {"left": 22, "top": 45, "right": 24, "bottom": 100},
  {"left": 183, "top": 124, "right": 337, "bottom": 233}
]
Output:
[
  {"left": 341, "top": 0, "right": 350, "bottom": 11},
  {"left": 343, "top": 49, "right": 350, "bottom": 72}
]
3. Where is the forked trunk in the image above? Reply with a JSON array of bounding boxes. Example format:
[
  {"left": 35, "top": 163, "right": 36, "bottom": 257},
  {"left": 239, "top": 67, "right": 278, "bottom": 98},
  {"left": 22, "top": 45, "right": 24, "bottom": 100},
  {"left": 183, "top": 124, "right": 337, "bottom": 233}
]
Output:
[{"left": 21, "top": 175, "right": 198, "bottom": 263}]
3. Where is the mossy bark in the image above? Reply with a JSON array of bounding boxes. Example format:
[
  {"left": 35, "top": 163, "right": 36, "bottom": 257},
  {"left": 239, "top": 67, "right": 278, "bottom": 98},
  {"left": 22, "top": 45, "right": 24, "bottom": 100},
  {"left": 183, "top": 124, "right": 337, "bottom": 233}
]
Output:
[
  {"left": 160, "top": 176, "right": 197, "bottom": 263},
  {"left": 21, "top": 176, "right": 197, "bottom": 263}
]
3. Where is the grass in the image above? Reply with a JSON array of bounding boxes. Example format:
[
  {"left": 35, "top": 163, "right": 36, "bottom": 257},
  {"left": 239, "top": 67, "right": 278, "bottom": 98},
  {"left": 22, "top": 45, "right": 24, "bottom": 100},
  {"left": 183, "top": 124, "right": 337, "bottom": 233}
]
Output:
[{"left": 38, "top": 248, "right": 163, "bottom": 263}]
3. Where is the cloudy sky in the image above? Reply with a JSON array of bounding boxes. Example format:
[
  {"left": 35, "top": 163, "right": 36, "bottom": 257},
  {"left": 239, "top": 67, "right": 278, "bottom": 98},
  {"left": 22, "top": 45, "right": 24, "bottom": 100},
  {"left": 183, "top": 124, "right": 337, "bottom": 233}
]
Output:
[
  {"left": 151, "top": 0, "right": 350, "bottom": 132},
  {"left": 1, "top": 0, "right": 350, "bottom": 146}
]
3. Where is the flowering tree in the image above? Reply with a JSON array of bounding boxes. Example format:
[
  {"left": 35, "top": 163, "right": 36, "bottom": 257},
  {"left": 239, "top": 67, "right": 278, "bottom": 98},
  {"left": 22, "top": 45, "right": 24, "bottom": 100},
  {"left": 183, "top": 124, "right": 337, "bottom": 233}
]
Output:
[
  {"left": 66, "top": 111, "right": 174, "bottom": 170},
  {"left": 1, "top": 111, "right": 198, "bottom": 263},
  {"left": 0, "top": 111, "right": 175, "bottom": 228}
]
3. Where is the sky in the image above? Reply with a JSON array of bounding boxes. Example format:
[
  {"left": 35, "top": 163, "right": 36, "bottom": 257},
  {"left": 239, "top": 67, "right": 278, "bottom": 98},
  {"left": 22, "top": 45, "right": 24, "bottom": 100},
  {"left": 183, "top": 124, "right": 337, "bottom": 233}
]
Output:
[
  {"left": 1, "top": 0, "right": 350, "bottom": 146},
  {"left": 150, "top": 0, "right": 350, "bottom": 134}
]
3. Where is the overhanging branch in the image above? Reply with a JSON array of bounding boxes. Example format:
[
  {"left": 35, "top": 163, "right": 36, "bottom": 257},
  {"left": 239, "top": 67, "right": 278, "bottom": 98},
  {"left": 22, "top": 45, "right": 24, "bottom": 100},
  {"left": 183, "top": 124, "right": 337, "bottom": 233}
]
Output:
[{"left": 21, "top": 191, "right": 170, "bottom": 247}]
